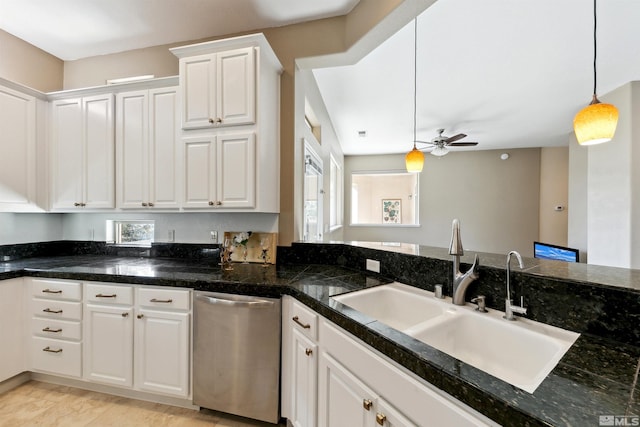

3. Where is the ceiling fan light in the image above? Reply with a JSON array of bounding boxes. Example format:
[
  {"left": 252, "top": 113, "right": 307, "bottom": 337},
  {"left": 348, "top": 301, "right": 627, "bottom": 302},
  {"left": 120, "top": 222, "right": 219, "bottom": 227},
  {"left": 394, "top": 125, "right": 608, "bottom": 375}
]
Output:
[
  {"left": 430, "top": 145, "right": 449, "bottom": 157},
  {"left": 573, "top": 96, "right": 619, "bottom": 146},
  {"left": 405, "top": 147, "right": 424, "bottom": 173}
]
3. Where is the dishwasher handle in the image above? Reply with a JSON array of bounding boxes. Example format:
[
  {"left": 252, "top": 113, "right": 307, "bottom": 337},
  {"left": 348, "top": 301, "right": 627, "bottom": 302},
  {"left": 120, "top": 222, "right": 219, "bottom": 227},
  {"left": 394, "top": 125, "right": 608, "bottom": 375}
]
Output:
[{"left": 195, "top": 294, "right": 275, "bottom": 308}]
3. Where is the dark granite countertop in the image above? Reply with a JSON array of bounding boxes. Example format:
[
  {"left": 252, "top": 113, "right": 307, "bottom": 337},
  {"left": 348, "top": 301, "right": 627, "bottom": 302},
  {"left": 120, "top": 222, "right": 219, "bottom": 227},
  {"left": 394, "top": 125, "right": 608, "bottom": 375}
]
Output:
[{"left": 1, "top": 254, "right": 638, "bottom": 427}]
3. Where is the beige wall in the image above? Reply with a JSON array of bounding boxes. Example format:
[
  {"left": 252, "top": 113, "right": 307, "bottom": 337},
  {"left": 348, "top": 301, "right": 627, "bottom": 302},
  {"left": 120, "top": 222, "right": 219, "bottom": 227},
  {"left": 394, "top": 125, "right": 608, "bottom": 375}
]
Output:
[
  {"left": 0, "top": 29, "right": 63, "bottom": 92},
  {"left": 539, "top": 147, "right": 568, "bottom": 246},
  {"left": 344, "top": 149, "right": 541, "bottom": 257}
]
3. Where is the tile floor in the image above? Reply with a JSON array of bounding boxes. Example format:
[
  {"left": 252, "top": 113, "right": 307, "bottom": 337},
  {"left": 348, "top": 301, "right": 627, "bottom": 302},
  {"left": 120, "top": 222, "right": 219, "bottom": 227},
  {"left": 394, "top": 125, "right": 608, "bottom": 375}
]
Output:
[{"left": 0, "top": 381, "right": 284, "bottom": 427}]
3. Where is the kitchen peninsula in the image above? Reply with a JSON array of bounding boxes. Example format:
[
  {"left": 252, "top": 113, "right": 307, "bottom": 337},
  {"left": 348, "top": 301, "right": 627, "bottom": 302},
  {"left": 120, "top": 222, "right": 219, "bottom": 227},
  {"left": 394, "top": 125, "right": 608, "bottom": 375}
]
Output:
[{"left": 0, "top": 240, "right": 637, "bottom": 426}]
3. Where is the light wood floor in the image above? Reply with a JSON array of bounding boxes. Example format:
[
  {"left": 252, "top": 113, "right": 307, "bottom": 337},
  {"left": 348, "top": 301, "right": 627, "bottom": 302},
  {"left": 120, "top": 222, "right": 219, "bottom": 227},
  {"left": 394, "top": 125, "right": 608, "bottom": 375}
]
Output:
[{"left": 0, "top": 381, "right": 284, "bottom": 427}]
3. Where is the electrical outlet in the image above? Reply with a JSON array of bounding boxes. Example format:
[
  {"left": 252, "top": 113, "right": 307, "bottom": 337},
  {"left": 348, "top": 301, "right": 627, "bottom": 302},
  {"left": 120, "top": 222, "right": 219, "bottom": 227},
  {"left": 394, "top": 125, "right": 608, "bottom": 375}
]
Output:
[
  {"left": 168, "top": 229, "right": 175, "bottom": 242},
  {"left": 210, "top": 230, "right": 218, "bottom": 242},
  {"left": 366, "top": 259, "right": 380, "bottom": 273}
]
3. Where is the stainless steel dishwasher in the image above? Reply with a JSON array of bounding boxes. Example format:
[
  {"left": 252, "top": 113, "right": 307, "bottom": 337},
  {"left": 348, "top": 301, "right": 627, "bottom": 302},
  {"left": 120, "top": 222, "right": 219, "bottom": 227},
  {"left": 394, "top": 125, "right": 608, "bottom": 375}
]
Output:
[{"left": 193, "top": 291, "right": 281, "bottom": 424}]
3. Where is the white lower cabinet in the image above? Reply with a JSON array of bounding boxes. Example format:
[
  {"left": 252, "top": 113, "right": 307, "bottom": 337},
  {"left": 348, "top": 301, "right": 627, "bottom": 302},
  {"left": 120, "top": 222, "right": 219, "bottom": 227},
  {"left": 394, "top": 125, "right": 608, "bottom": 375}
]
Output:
[
  {"left": 85, "top": 304, "right": 134, "bottom": 387},
  {"left": 282, "top": 296, "right": 319, "bottom": 427},
  {"left": 28, "top": 278, "right": 83, "bottom": 378},
  {"left": 0, "top": 278, "right": 25, "bottom": 382},
  {"left": 134, "top": 307, "right": 190, "bottom": 396},
  {"left": 282, "top": 296, "right": 499, "bottom": 427},
  {"left": 83, "top": 283, "right": 191, "bottom": 398},
  {"left": 318, "top": 352, "right": 415, "bottom": 427}
]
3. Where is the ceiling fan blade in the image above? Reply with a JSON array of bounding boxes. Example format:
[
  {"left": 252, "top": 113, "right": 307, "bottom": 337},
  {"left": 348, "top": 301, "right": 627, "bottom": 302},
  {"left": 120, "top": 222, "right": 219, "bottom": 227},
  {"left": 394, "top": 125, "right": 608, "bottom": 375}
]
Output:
[
  {"left": 444, "top": 133, "right": 467, "bottom": 143},
  {"left": 447, "top": 142, "right": 478, "bottom": 147}
]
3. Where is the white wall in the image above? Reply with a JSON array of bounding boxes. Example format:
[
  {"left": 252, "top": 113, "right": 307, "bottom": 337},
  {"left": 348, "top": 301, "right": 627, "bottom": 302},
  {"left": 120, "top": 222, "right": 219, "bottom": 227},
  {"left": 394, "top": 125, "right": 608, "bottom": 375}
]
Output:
[
  {"left": 344, "top": 148, "right": 541, "bottom": 257},
  {"left": 0, "top": 213, "right": 63, "bottom": 244},
  {"left": 295, "top": 68, "right": 345, "bottom": 242},
  {"left": 62, "top": 212, "right": 278, "bottom": 244},
  {"left": 568, "top": 136, "right": 588, "bottom": 262}
]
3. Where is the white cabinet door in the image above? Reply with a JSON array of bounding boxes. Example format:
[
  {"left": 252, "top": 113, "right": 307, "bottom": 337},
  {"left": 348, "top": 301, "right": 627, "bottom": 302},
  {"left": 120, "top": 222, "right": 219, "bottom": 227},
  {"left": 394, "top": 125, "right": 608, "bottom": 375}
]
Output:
[
  {"left": 51, "top": 94, "right": 114, "bottom": 210},
  {"left": 51, "top": 98, "right": 83, "bottom": 210},
  {"left": 84, "top": 304, "right": 134, "bottom": 387},
  {"left": 183, "top": 136, "right": 216, "bottom": 207},
  {"left": 318, "top": 352, "right": 375, "bottom": 427},
  {"left": 291, "top": 328, "right": 318, "bottom": 427},
  {"left": 117, "top": 87, "right": 179, "bottom": 209},
  {"left": 179, "top": 48, "right": 255, "bottom": 130},
  {"left": 83, "top": 94, "right": 114, "bottom": 208},
  {"left": 148, "top": 87, "right": 180, "bottom": 208},
  {"left": 117, "top": 90, "right": 148, "bottom": 209},
  {"left": 217, "top": 47, "right": 255, "bottom": 126},
  {"left": 180, "top": 53, "right": 217, "bottom": 129},
  {"left": 183, "top": 132, "right": 255, "bottom": 209},
  {"left": 217, "top": 132, "right": 255, "bottom": 208},
  {"left": 0, "top": 278, "right": 25, "bottom": 381},
  {"left": 0, "top": 86, "right": 36, "bottom": 210},
  {"left": 134, "top": 309, "right": 190, "bottom": 397}
]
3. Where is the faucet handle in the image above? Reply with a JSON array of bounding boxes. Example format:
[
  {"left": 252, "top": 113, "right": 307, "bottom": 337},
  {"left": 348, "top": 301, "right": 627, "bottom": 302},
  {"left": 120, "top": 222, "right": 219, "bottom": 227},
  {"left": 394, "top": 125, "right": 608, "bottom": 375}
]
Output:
[{"left": 471, "top": 295, "right": 488, "bottom": 313}]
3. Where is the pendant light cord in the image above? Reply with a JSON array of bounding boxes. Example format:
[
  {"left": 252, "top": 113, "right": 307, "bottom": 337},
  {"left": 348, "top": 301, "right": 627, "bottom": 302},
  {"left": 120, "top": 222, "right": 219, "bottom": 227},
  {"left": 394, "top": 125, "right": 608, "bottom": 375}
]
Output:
[
  {"left": 413, "top": 18, "right": 418, "bottom": 148},
  {"left": 593, "top": 0, "right": 597, "bottom": 96}
]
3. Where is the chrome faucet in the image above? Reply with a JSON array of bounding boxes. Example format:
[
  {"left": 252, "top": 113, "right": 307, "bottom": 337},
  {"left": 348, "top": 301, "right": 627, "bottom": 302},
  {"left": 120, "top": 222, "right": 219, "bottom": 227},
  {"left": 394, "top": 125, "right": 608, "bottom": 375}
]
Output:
[
  {"left": 504, "top": 250, "right": 527, "bottom": 320},
  {"left": 449, "top": 219, "right": 480, "bottom": 305}
]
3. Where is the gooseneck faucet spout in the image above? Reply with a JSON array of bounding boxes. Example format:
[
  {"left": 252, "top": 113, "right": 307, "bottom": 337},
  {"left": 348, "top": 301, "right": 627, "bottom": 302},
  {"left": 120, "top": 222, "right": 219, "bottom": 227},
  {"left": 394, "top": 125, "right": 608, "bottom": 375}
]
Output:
[
  {"left": 504, "top": 250, "right": 527, "bottom": 320},
  {"left": 449, "top": 219, "right": 480, "bottom": 305}
]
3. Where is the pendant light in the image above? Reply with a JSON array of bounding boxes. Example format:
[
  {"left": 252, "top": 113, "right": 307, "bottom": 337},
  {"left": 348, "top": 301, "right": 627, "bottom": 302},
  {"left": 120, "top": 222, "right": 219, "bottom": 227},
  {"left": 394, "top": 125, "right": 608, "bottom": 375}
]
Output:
[
  {"left": 405, "top": 18, "right": 424, "bottom": 173},
  {"left": 573, "top": 0, "right": 618, "bottom": 146}
]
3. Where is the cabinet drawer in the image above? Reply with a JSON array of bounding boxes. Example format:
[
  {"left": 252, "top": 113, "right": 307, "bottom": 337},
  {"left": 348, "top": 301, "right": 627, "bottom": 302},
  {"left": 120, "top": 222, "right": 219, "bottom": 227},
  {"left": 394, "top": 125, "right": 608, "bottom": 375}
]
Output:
[
  {"left": 31, "top": 298, "right": 82, "bottom": 321},
  {"left": 137, "top": 287, "right": 190, "bottom": 310},
  {"left": 31, "top": 278, "right": 82, "bottom": 301},
  {"left": 290, "top": 300, "right": 318, "bottom": 340},
  {"left": 86, "top": 283, "right": 134, "bottom": 305},
  {"left": 31, "top": 317, "right": 82, "bottom": 341},
  {"left": 31, "top": 336, "right": 82, "bottom": 378}
]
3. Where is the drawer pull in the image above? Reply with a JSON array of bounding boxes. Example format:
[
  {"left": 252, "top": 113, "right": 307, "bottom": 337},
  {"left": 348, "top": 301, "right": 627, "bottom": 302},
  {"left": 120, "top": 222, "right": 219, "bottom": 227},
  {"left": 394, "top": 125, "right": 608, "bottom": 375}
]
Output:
[
  {"left": 42, "top": 346, "right": 63, "bottom": 354},
  {"left": 42, "top": 327, "right": 62, "bottom": 333},
  {"left": 363, "top": 399, "right": 373, "bottom": 411},
  {"left": 95, "top": 293, "right": 117, "bottom": 298},
  {"left": 305, "top": 348, "right": 313, "bottom": 356},
  {"left": 43, "top": 308, "right": 63, "bottom": 314},
  {"left": 122, "top": 312, "right": 129, "bottom": 318},
  {"left": 376, "top": 413, "right": 387, "bottom": 426},
  {"left": 292, "top": 316, "right": 311, "bottom": 329},
  {"left": 150, "top": 298, "right": 173, "bottom": 303},
  {"left": 42, "top": 289, "right": 62, "bottom": 294},
  {"left": 137, "top": 314, "right": 144, "bottom": 319}
]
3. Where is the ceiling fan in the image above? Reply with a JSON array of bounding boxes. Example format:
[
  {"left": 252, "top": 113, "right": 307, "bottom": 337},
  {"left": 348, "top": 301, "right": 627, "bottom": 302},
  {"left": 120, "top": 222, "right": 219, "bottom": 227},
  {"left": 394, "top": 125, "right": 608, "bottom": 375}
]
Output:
[{"left": 416, "top": 129, "right": 479, "bottom": 157}]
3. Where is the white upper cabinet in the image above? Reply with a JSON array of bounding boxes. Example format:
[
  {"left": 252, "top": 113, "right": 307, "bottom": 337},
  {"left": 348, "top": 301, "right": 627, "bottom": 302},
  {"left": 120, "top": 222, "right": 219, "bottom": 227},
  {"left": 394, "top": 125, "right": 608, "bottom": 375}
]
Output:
[
  {"left": 0, "top": 82, "right": 45, "bottom": 212},
  {"left": 172, "top": 33, "right": 282, "bottom": 212},
  {"left": 183, "top": 132, "right": 256, "bottom": 209},
  {"left": 179, "top": 47, "right": 255, "bottom": 129},
  {"left": 116, "top": 86, "right": 180, "bottom": 209},
  {"left": 50, "top": 93, "right": 114, "bottom": 210}
]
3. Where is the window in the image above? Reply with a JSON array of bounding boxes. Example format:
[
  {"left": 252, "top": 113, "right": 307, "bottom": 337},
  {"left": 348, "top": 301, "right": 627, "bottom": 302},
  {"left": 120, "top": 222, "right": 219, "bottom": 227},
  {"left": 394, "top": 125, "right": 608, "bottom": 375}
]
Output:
[
  {"left": 108, "top": 220, "right": 155, "bottom": 246},
  {"left": 304, "top": 143, "right": 323, "bottom": 241},
  {"left": 330, "top": 154, "right": 343, "bottom": 229},
  {"left": 350, "top": 171, "right": 418, "bottom": 225}
]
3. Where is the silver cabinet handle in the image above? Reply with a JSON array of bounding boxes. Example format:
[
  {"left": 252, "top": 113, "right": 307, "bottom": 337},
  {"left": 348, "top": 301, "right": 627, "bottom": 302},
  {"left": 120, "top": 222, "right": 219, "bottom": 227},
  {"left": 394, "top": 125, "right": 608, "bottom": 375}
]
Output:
[
  {"left": 292, "top": 316, "right": 311, "bottom": 329},
  {"left": 42, "top": 327, "right": 62, "bottom": 333},
  {"left": 42, "top": 289, "right": 62, "bottom": 294},
  {"left": 96, "top": 293, "right": 117, "bottom": 298},
  {"left": 43, "top": 346, "right": 62, "bottom": 353},
  {"left": 43, "top": 308, "right": 63, "bottom": 314},
  {"left": 150, "top": 298, "right": 173, "bottom": 303}
]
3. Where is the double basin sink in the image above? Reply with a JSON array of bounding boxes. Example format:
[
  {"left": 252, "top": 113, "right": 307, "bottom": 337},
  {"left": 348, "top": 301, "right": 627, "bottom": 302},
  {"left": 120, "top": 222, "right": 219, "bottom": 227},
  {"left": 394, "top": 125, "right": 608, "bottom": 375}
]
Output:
[{"left": 331, "top": 282, "right": 579, "bottom": 393}]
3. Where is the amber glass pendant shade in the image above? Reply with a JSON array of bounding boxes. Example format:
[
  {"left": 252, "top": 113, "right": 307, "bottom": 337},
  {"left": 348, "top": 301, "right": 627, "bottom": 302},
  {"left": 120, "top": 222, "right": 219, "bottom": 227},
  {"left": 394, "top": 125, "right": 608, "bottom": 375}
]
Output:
[{"left": 405, "top": 146, "right": 424, "bottom": 173}]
